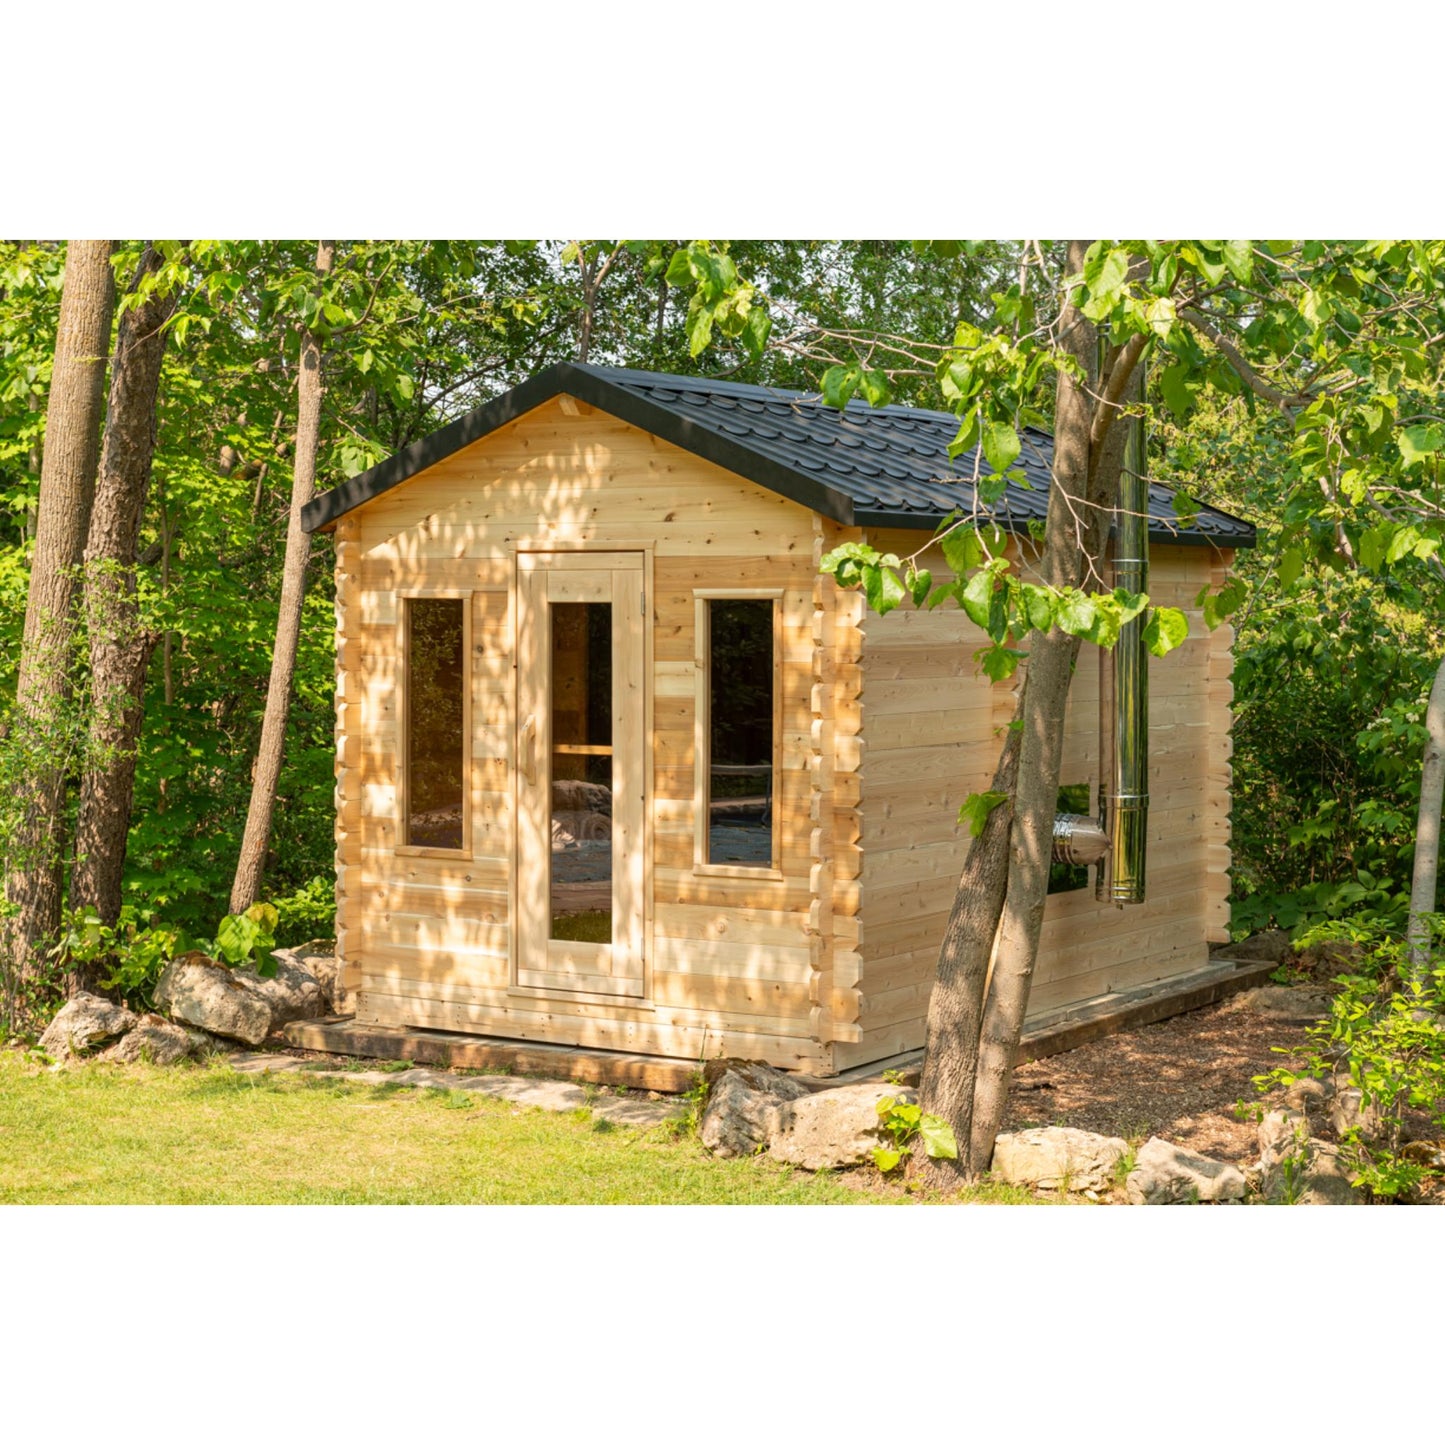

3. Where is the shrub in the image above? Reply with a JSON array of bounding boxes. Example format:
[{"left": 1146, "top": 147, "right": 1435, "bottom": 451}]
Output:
[{"left": 1258, "top": 915, "right": 1445, "bottom": 1198}]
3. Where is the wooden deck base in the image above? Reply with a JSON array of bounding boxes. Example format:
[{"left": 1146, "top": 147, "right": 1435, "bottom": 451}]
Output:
[
  {"left": 281, "top": 1017, "right": 699, "bottom": 1093},
  {"left": 284, "top": 954, "right": 1275, "bottom": 1095},
  {"left": 814, "top": 953, "right": 1281, "bottom": 1088}
]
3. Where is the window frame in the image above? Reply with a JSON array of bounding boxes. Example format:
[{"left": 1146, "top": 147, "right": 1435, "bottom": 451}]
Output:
[
  {"left": 396, "top": 589, "right": 473, "bottom": 859},
  {"left": 692, "top": 588, "right": 784, "bottom": 878}
]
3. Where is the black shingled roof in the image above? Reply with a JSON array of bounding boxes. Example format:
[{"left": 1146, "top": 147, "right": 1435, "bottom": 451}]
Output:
[{"left": 301, "top": 361, "right": 1257, "bottom": 548}]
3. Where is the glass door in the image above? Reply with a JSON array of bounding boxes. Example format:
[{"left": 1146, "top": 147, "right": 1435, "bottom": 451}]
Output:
[{"left": 515, "top": 553, "right": 645, "bottom": 997}]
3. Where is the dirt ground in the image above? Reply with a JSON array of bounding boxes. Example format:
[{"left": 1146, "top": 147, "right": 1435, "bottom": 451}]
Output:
[{"left": 1003, "top": 998, "right": 1317, "bottom": 1162}]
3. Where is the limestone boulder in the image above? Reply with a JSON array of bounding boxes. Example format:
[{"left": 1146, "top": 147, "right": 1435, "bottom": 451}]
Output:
[
  {"left": 1262, "top": 1137, "right": 1362, "bottom": 1205},
  {"left": 154, "top": 952, "right": 273, "bottom": 1046},
  {"left": 1328, "top": 1086, "right": 1384, "bottom": 1143},
  {"left": 1281, "top": 1075, "right": 1334, "bottom": 1118},
  {"left": 991, "top": 1126, "right": 1129, "bottom": 1192},
  {"left": 1125, "top": 1137, "right": 1247, "bottom": 1204},
  {"left": 100, "top": 1013, "right": 210, "bottom": 1066},
  {"left": 1257, "top": 1107, "right": 1310, "bottom": 1169},
  {"left": 1401, "top": 1139, "right": 1445, "bottom": 1171},
  {"left": 231, "top": 953, "right": 323, "bottom": 1028},
  {"left": 768, "top": 1083, "right": 914, "bottom": 1171},
  {"left": 272, "top": 942, "right": 351, "bottom": 1016},
  {"left": 699, "top": 1060, "right": 811, "bottom": 1159},
  {"left": 1225, "top": 929, "right": 1294, "bottom": 964},
  {"left": 38, "top": 993, "right": 138, "bottom": 1060},
  {"left": 1222, "top": 986, "right": 1330, "bottom": 1019}
]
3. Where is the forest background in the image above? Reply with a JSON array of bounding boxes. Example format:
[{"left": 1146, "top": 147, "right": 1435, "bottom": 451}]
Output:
[{"left": 2, "top": 237, "right": 1441, "bottom": 1024}]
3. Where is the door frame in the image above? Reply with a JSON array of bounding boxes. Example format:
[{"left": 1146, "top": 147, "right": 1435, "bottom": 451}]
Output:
[{"left": 508, "top": 544, "right": 654, "bottom": 1005}]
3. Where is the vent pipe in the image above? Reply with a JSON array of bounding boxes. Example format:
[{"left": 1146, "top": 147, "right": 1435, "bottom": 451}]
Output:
[{"left": 1096, "top": 368, "right": 1149, "bottom": 905}]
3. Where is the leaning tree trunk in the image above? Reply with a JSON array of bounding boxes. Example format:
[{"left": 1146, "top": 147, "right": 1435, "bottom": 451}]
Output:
[
  {"left": 965, "top": 247, "right": 1102, "bottom": 1172},
  {"left": 229, "top": 240, "right": 335, "bottom": 914},
  {"left": 912, "top": 241, "right": 1146, "bottom": 1183},
  {"left": 70, "top": 245, "right": 179, "bottom": 988},
  {"left": 4, "top": 240, "right": 115, "bottom": 1013},
  {"left": 909, "top": 723, "right": 1021, "bottom": 1190}
]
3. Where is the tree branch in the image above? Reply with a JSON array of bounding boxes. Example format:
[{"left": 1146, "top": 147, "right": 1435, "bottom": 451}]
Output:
[{"left": 1180, "top": 303, "right": 1313, "bottom": 411}]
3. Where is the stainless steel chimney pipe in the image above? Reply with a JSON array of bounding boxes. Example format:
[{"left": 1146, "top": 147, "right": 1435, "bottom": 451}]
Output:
[{"left": 1096, "top": 368, "right": 1150, "bottom": 905}]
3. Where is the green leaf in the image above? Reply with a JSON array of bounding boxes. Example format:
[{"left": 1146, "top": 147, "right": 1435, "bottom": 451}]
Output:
[
  {"left": 1300, "top": 288, "right": 1333, "bottom": 330},
  {"left": 1277, "top": 547, "right": 1303, "bottom": 589},
  {"left": 938, "top": 359, "right": 973, "bottom": 404},
  {"left": 872, "top": 1147, "right": 904, "bottom": 1173},
  {"left": 686, "top": 302, "right": 713, "bottom": 357},
  {"left": 959, "top": 569, "right": 994, "bottom": 630},
  {"left": 1358, "top": 525, "right": 1389, "bottom": 572},
  {"left": 959, "top": 790, "right": 1008, "bottom": 838},
  {"left": 1143, "top": 606, "right": 1189, "bottom": 655},
  {"left": 982, "top": 420, "right": 1021, "bottom": 474},
  {"left": 821, "top": 364, "right": 860, "bottom": 409},
  {"left": 664, "top": 248, "right": 694, "bottom": 287},
  {"left": 919, "top": 1113, "right": 959, "bottom": 1160},
  {"left": 1019, "top": 582, "right": 1055, "bottom": 633},
  {"left": 1399, "top": 423, "right": 1444, "bottom": 468},
  {"left": 859, "top": 369, "right": 893, "bottom": 407},
  {"left": 977, "top": 643, "right": 1027, "bottom": 682},
  {"left": 907, "top": 567, "right": 932, "bottom": 608},
  {"left": 1222, "top": 239, "right": 1254, "bottom": 283},
  {"left": 1387, "top": 523, "right": 1422, "bottom": 564},
  {"left": 1160, "top": 362, "right": 1196, "bottom": 419},
  {"left": 946, "top": 407, "right": 980, "bottom": 459},
  {"left": 742, "top": 306, "right": 771, "bottom": 359},
  {"left": 863, "top": 564, "right": 906, "bottom": 615},
  {"left": 1083, "top": 244, "right": 1128, "bottom": 303},
  {"left": 1055, "top": 593, "right": 1098, "bottom": 637},
  {"left": 939, "top": 525, "right": 983, "bottom": 578}
]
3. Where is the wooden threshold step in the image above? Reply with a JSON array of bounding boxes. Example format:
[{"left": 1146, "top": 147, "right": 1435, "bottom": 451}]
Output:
[{"left": 281, "top": 1016, "right": 698, "bottom": 1094}]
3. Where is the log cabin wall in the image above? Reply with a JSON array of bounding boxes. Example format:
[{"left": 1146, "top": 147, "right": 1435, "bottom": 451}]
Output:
[
  {"left": 332, "top": 391, "right": 1236, "bottom": 1076},
  {"left": 336, "top": 396, "right": 838, "bottom": 1072},
  {"left": 834, "top": 532, "right": 1234, "bottom": 1072}
]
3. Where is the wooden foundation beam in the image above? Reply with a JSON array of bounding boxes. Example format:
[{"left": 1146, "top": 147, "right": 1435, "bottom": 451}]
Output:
[
  {"left": 282, "top": 1016, "right": 698, "bottom": 1092},
  {"left": 804, "top": 954, "right": 1281, "bottom": 1088}
]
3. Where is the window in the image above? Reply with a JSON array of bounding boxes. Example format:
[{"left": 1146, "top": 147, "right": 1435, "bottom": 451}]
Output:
[
  {"left": 696, "top": 593, "right": 779, "bottom": 871},
  {"left": 402, "top": 596, "right": 468, "bottom": 852}
]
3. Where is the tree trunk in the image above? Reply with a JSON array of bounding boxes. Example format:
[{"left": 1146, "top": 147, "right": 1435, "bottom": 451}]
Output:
[
  {"left": 1407, "top": 652, "right": 1445, "bottom": 976},
  {"left": 229, "top": 240, "right": 335, "bottom": 914},
  {"left": 70, "top": 245, "right": 179, "bottom": 985},
  {"left": 4, "top": 240, "right": 115, "bottom": 1014},
  {"left": 965, "top": 246, "right": 1101, "bottom": 1169},
  {"left": 909, "top": 241, "right": 1150, "bottom": 1184},
  {"left": 910, "top": 722, "right": 1020, "bottom": 1189}
]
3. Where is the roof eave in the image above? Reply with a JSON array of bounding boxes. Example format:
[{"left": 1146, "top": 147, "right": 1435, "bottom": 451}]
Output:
[{"left": 301, "top": 360, "right": 859, "bottom": 534}]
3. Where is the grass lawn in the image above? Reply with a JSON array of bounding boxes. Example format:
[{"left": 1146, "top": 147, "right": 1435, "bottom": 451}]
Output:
[{"left": 0, "top": 1049, "right": 1036, "bottom": 1205}]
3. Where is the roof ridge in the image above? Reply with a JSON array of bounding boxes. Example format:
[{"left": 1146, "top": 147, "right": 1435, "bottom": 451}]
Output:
[{"left": 302, "top": 361, "right": 1257, "bottom": 550}]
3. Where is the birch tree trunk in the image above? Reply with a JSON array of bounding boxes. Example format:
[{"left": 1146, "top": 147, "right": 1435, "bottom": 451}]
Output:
[
  {"left": 70, "top": 245, "right": 179, "bottom": 984},
  {"left": 5, "top": 240, "right": 115, "bottom": 1009},
  {"left": 229, "top": 240, "right": 335, "bottom": 913}
]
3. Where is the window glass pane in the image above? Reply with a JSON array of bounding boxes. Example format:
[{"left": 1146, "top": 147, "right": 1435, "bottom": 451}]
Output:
[
  {"left": 707, "top": 598, "right": 774, "bottom": 867},
  {"left": 406, "top": 598, "right": 465, "bottom": 849},
  {"left": 550, "top": 602, "right": 614, "bottom": 943}
]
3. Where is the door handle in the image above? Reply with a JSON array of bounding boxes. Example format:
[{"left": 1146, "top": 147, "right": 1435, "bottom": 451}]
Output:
[{"left": 520, "top": 714, "right": 537, "bottom": 784}]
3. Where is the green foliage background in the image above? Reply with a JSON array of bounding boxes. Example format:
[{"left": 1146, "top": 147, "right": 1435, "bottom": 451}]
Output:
[{"left": 4, "top": 237, "right": 1444, "bottom": 973}]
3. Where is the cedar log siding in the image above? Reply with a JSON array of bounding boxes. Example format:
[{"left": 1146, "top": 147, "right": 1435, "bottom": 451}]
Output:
[
  {"left": 332, "top": 393, "right": 1235, "bottom": 1075},
  {"left": 337, "top": 397, "right": 834, "bottom": 1072},
  {"left": 833, "top": 532, "right": 1234, "bottom": 1071}
]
